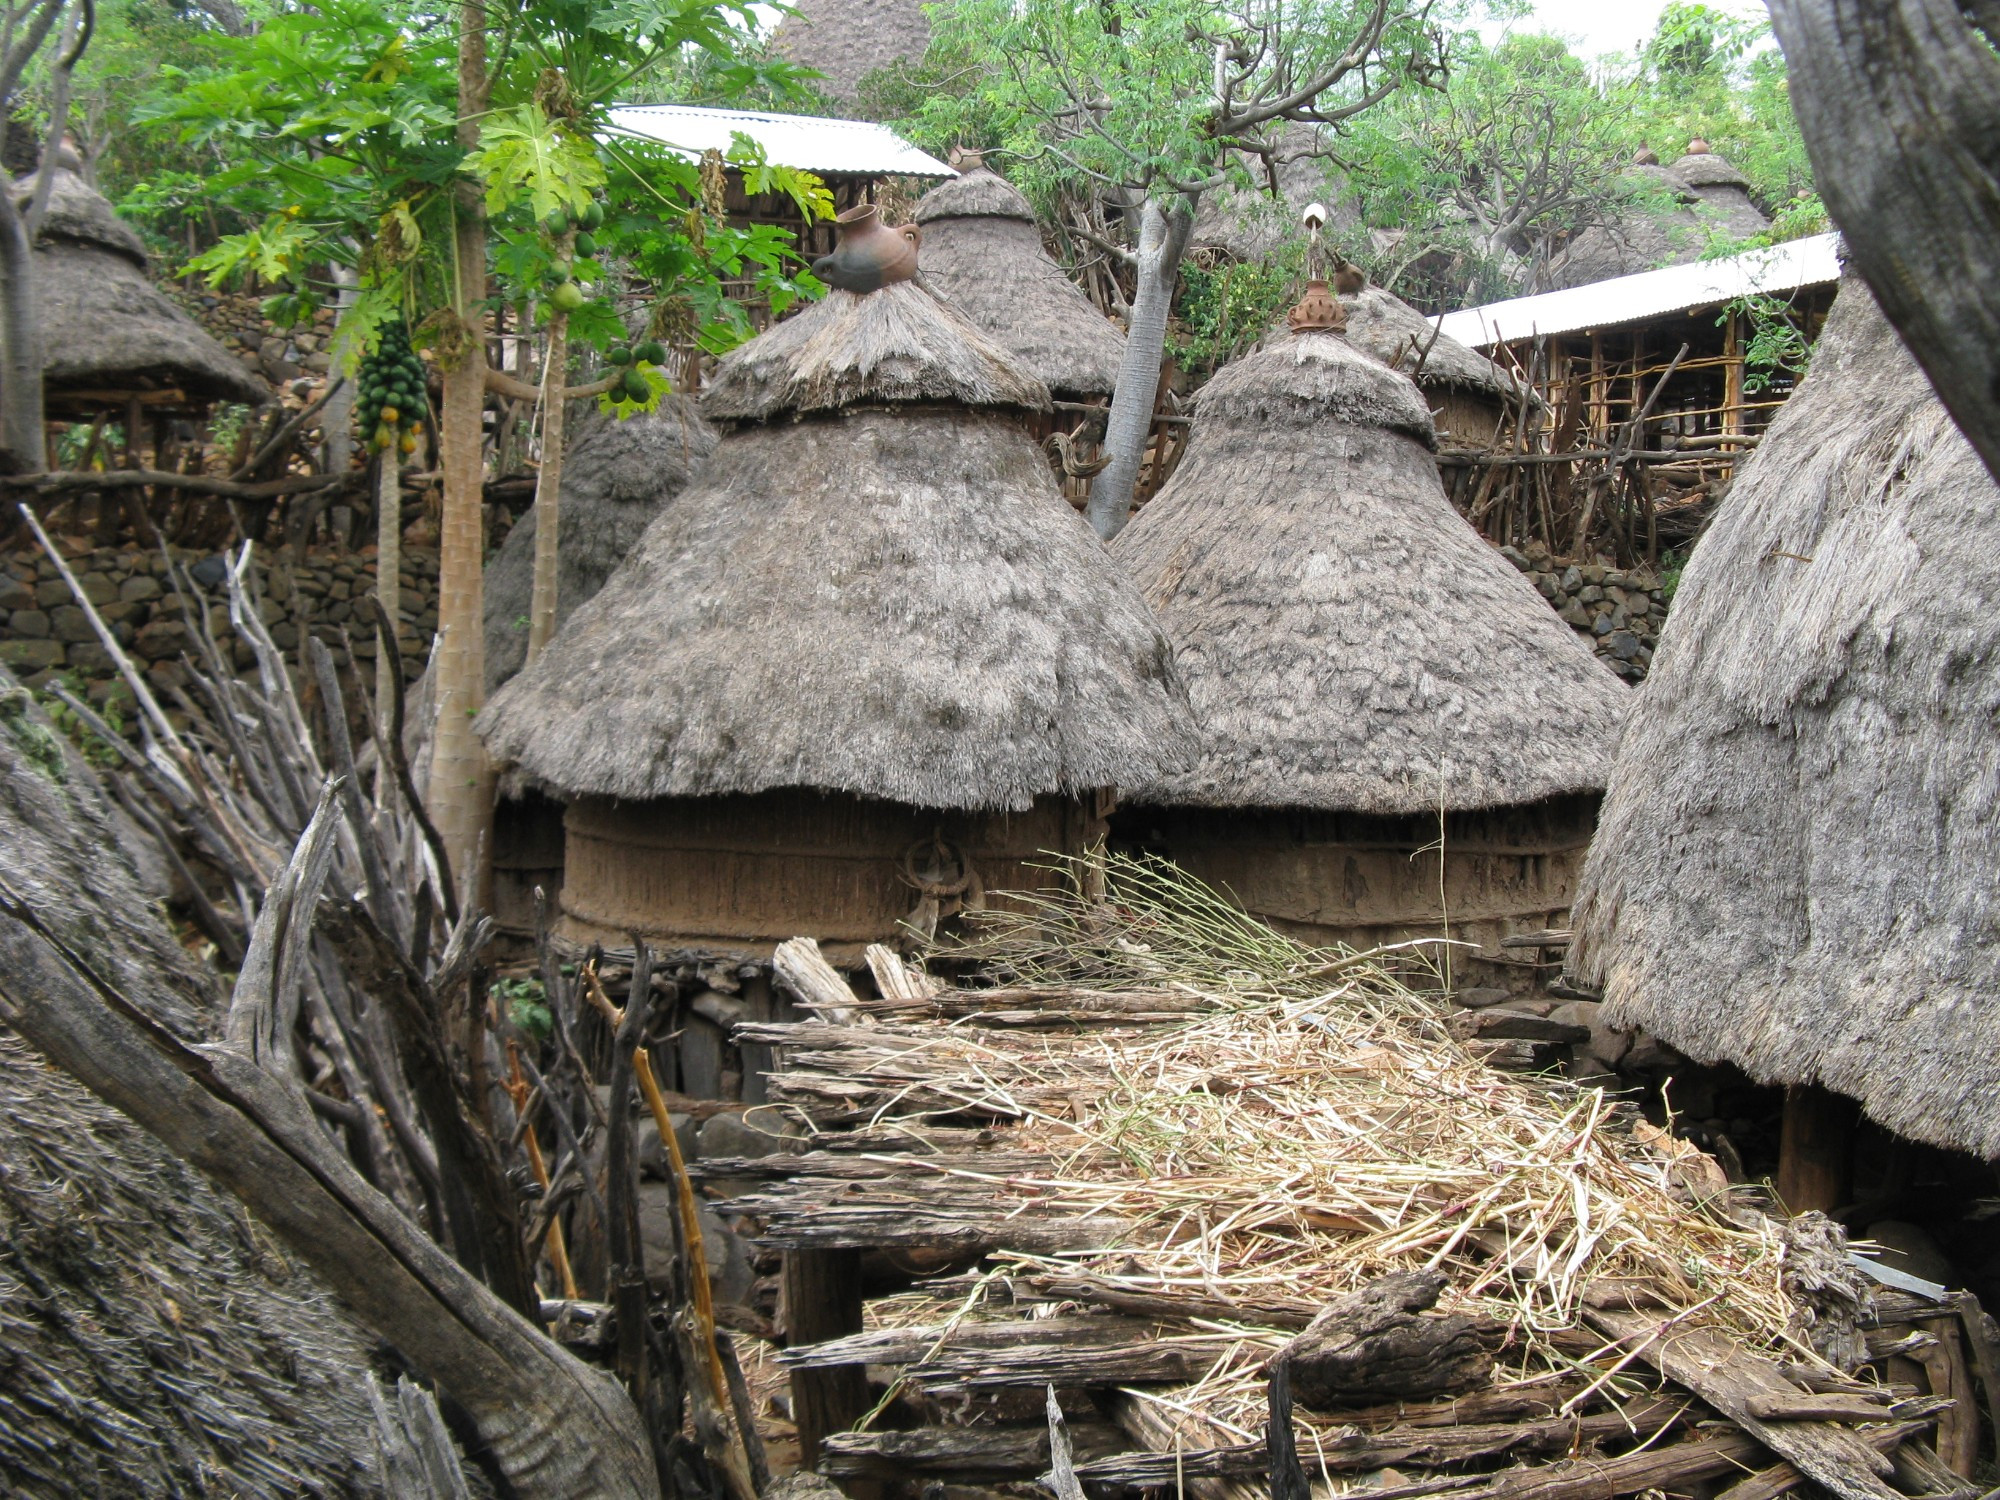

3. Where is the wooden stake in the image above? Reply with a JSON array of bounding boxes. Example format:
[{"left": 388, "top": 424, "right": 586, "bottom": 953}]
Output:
[
  {"left": 1777, "top": 1084, "right": 1856, "bottom": 1214},
  {"left": 783, "top": 1247, "right": 870, "bottom": 1469}
]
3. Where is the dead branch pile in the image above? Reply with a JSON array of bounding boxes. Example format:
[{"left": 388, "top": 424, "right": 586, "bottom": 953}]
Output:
[{"left": 723, "top": 860, "right": 1995, "bottom": 1498}]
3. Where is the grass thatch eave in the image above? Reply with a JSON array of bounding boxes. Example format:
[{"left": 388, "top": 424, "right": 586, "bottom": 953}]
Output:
[
  {"left": 477, "top": 402, "right": 1194, "bottom": 811},
  {"left": 1340, "top": 285, "right": 1521, "bottom": 407},
  {"left": 1568, "top": 275, "right": 2000, "bottom": 1160},
  {"left": 915, "top": 166, "right": 1126, "bottom": 401},
  {"left": 484, "top": 400, "right": 717, "bottom": 693},
  {"left": 1113, "top": 331, "right": 1628, "bottom": 816},
  {"left": 700, "top": 280, "right": 1048, "bottom": 424},
  {"left": 16, "top": 171, "right": 269, "bottom": 409}
]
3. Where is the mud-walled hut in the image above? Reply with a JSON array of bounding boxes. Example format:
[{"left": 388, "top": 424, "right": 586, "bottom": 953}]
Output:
[
  {"left": 477, "top": 239, "right": 1194, "bottom": 962},
  {"left": 482, "top": 402, "right": 718, "bottom": 933},
  {"left": 0, "top": 674, "right": 457, "bottom": 1495},
  {"left": 17, "top": 169, "right": 268, "bottom": 417},
  {"left": 1338, "top": 281, "right": 1525, "bottom": 450},
  {"left": 1567, "top": 275, "right": 2000, "bottom": 1175},
  {"left": 1113, "top": 284, "right": 1629, "bottom": 971}
]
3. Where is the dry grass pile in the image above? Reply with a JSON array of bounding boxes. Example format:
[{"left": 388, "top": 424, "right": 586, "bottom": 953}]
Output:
[{"left": 849, "top": 857, "right": 1804, "bottom": 1442}]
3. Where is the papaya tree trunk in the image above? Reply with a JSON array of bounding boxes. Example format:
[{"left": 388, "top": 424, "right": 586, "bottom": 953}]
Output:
[
  {"left": 1083, "top": 195, "right": 1194, "bottom": 542},
  {"left": 374, "top": 436, "right": 399, "bottom": 737},
  {"left": 527, "top": 253, "right": 571, "bottom": 664},
  {"left": 0, "top": 190, "right": 44, "bottom": 474},
  {"left": 429, "top": 0, "right": 494, "bottom": 915}
]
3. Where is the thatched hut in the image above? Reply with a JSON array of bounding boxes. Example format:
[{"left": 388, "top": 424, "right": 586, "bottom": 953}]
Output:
[
  {"left": 15, "top": 170, "right": 267, "bottom": 416},
  {"left": 476, "top": 276, "right": 1194, "bottom": 959},
  {"left": 1112, "top": 290, "right": 1629, "bottom": 967},
  {"left": 0, "top": 674, "right": 455, "bottom": 1494},
  {"left": 1567, "top": 275, "right": 2000, "bottom": 1162},
  {"left": 1339, "top": 283, "right": 1524, "bottom": 448},
  {"left": 1548, "top": 148, "right": 1770, "bottom": 292},
  {"left": 482, "top": 401, "right": 718, "bottom": 933},
  {"left": 772, "top": 0, "right": 930, "bottom": 109},
  {"left": 913, "top": 163, "right": 1125, "bottom": 406}
]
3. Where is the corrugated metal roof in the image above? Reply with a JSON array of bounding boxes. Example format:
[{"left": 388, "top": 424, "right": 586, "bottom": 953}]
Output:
[
  {"left": 1437, "top": 232, "right": 1843, "bottom": 349},
  {"left": 605, "top": 104, "right": 952, "bottom": 180}
]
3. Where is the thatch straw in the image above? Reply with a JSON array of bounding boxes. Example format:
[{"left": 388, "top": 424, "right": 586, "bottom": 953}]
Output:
[
  {"left": 0, "top": 673, "right": 433, "bottom": 1495},
  {"left": 1113, "top": 330, "right": 1628, "bottom": 815},
  {"left": 824, "top": 857, "right": 1799, "bottom": 1441},
  {"left": 1340, "top": 285, "right": 1522, "bottom": 408},
  {"left": 16, "top": 170, "right": 269, "bottom": 408},
  {"left": 700, "top": 280, "right": 1048, "bottom": 423},
  {"left": 484, "top": 401, "right": 717, "bottom": 692},
  {"left": 771, "top": 0, "right": 930, "bottom": 105},
  {"left": 914, "top": 166, "right": 1126, "bottom": 401},
  {"left": 479, "top": 284, "right": 1193, "bottom": 810},
  {"left": 1568, "top": 274, "right": 2000, "bottom": 1160}
]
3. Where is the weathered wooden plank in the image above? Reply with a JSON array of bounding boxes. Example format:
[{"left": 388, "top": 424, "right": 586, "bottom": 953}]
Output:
[
  {"left": 782, "top": 1317, "right": 1165, "bottom": 1370},
  {"left": 688, "top": 1147, "right": 1083, "bottom": 1184},
  {"left": 782, "top": 1248, "right": 868, "bottom": 1471},
  {"left": 1585, "top": 1305, "right": 1906, "bottom": 1500},
  {"left": 817, "top": 1420, "right": 1125, "bottom": 1480}
]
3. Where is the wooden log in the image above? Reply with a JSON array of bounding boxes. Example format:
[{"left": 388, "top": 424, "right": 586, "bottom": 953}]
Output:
[
  {"left": 1947, "top": 1290, "right": 2000, "bottom": 1465},
  {"left": 1498, "top": 929, "right": 1572, "bottom": 949},
  {"left": 1687, "top": 1419, "right": 1935, "bottom": 1500},
  {"left": 1777, "top": 1085, "right": 1856, "bottom": 1213},
  {"left": 681, "top": 1013, "right": 726, "bottom": 1101},
  {"left": 772, "top": 937, "right": 862, "bottom": 1023},
  {"left": 781, "top": 1248, "right": 869, "bottom": 1470},
  {"left": 1917, "top": 1314, "right": 1978, "bottom": 1477},
  {"left": 1743, "top": 1393, "right": 1900, "bottom": 1422},
  {"left": 1448, "top": 1008, "right": 1590, "bottom": 1044},
  {"left": 1030, "top": 1275, "right": 1319, "bottom": 1332},
  {"left": 1585, "top": 1305, "right": 1906, "bottom": 1500},
  {"left": 817, "top": 1420, "right": 1125, "bottom": 1480},
  {"left": 782, "top": 1316, "right": 1164, "bottom": 1368},
  {"left": 1281, "top": 1271, "right": 1499, "bottom": 1406}
]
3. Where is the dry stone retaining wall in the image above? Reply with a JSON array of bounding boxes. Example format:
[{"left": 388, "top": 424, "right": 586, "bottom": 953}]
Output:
[{"left": 1496, "top": 540, "right": 1668, "bottom": 683}]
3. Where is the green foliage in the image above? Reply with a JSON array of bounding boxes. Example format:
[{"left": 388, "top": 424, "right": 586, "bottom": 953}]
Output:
[
  {"left": 467, "top": 104, "right": 607, "bottom": 219},
  {"left": 34, "top": 673, "right": 128, "bottom": 771},
  {"left": 1172, "top": 251, "right": 1303, "bottom": 375},
  {"left": 1720, "top": 292, "right": 1815, "bottom": 394},
  {"left": 0, "top": 686, "right": 68, "bottom": 783},
  {"left": 492, "top": 975, "right": 552, "bottom": 1040}
]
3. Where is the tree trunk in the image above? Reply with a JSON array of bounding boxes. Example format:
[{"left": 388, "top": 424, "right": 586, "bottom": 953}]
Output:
[
  {"left": 0, "top": 188, "right": 45, "bottom": 474},
  {"left": 322, "top": 261, "right": 359, "bottom": 478},
  {"left": 375, "top": 439, "right": 400, "bottom": 738},
  {"left": 526, "top": 265, "right": 571, "bottom": 664},
  {"left": 1083, "top": 196, "right": 1193, "bottom": 541},
  {"left": 1767, "top": 0, "right": 2000, "bottom": 489},
  {"left": 429, "top": 0, "right": 495, "bottom": 916}
]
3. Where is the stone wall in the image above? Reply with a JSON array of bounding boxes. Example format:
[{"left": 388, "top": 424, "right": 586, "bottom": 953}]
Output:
[
  {"left": 1495, "top": 541, "right": 1669, "bottom": 683},
  {"left": 0, "top": 540, "right": 440, "bottom": 717}
]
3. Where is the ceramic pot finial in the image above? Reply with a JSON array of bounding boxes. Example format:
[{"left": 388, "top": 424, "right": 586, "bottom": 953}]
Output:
[
  {"left": 811, "top": 202, "right": 922, "bottom": 294},
  {"left": 1288, "top": 277, "right": 1346, "bottom": 335}
]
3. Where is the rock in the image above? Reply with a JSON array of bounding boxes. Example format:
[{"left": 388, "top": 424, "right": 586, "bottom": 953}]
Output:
[
  {"left": 1591, "top": 614, "right": 1615, "bottom": 637},
  {"left": 1606, "top": 630, "right": 1641, "bottom": 661},
  {"left": 1533, "top": 572, "right": 1558, "bottom": 600},
  {"left": 119, "top": 574, "right": 161, "bottom": 604},
  {"left": 636, "top": 1183, "right": 758, "bottom": 1308},
  {"left": 1559, "top": 565, "right": 1582, "bottom": 591},
  {"left": 1449, "top": 1007, "right": 1589, "bottom": 1043},
  {"left": 696, "top": 1110, "right": 794, "bottom": 1163},
  {"left": 1582, "top": 1012, "right": 1633, "bottom": 1068},
  {"left": 0, "top": 639, "right": 62, "bottom": 670},
  {"left": 75, "top": 571, "right": 116, "bottom": 605},
  {"left": 67, "top": 643, "right": 115, "bottom": 673},
  {"left": 1559, "top": 603, "right": 1590, "bottom": 629},
  {"left": 1620, "top": 1030, "right": 1685, "bottom": 1071},
  {"left": 33, "top": 579, "right": 67, "bottom": 609},
  {"left": 1548, "top": 1000, "right": 1601, "bottom": 1032},
  {"left": 637, "top": 1111, "right": 699, "bottom": 1179},
  {"left": 1451, "top": 987, "right": 1516, "bottom": 1009},
  {"left": 0, "top": 576, "right": 32, "bottom": 611},
  {"left": 134, "top": 618, "right": 187, "bottom": 661},
  {"left": 9, "top": 608, "right": 49, "bottom": 638},
  {"left": 1580, "top": 564, "right": 1606, "bottom": 585},
  {"left": 1578, "top": 584, "right": 1603, "bottom": 605},
  {"left": 49, "top": 605, "right": 94, "bottom": 643},
  {"left": 1498, "top": 545, "right": 1531, "bottom": 571}
]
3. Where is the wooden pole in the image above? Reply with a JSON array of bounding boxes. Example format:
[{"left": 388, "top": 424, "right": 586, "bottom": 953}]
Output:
[
  {"left": 1723, "top": 309, "right": 1746, "bottom": 470},
  {"left": 1777, "top": 1084, "right": 1856, "bottom": 1214},
  {"left": 783, "top": 1248, "right": 870, "bottom": 1471}
]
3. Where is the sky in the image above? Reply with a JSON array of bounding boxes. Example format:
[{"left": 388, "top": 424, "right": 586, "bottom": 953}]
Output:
[{"left": 1492, "top": 0, "right": 1770, "bottom": 62}]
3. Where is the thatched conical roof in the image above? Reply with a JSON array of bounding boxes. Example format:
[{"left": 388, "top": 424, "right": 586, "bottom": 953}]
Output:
[
  {"left": 914, "top": 165, "right": 1126, "bottom": 401},
  {"left": 484, "top": 401, "right": 717, "bottom": 693},
  {"left": 1339, "top": 284, "right": 1520, "bottom": 409},
  {"left": 771, "top": 0, "right": 930, "bottom": 107},
  {"left": 1113, "top": 328, "right": 1628, "bottom": 815},
  {"left": 1666, "top": 147, "right": 1769, "bottom": 241},
  {"left": 15, "top": 170, "right": 269, "bottom": 409},
  {"left": 0, "top": 674, "right": 457, "bottom": 1495},
  {"left": 477, "top": 281, "right": 1195, "bottom": 811},
  {"left": 1568, "top": 275, "right": 2000, "bottom": 1159}
]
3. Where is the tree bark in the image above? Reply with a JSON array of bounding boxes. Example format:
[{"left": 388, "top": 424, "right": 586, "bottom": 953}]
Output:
[
  {"left": 429, "top": 0, "right": 495, "bottom": 916},
  {"left": 1767, "top": 0, "right": 2000, "bottom": 487},
  {"left": 0, "top": 186, "right": 44, "bottom": 473},
  {"left": 527, "top": 255, "right": 571, "bottom": 665},
  {"left": 1083, "top": 195, "right": 1193, "bottom": 541},
  {"left": 376, "top": 439, "right": 400, "bottom": 737}
]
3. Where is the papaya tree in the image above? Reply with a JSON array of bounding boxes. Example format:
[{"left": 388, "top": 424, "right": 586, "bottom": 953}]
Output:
[{"left": 160, "top": 0, "right": 821, "bottom": 909}]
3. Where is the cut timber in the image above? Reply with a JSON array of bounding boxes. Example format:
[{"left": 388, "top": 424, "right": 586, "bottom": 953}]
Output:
[
  {"left": 787, "top": 1316, "right": 1241, "bottom": 1393},
  {"left": 1499, "top": 929, "right": 1572, "bottom": 948},
  {"left": 1777, "top": 1085, "right": 1856, "bottom": 1214},
  {"left": 781, "top": 1248, "right": 868, "bottom": 1469},
  {"left": 1916, "top": 1313, "right": 1978, "bottom": 1477},
  {"left": 817, "top": 1421, "right": 1124, "bottom": 1480},
  {"left": 783, "top": 1316, "right": 1164, "bottom": 1368},
  {"left": 1742, "top": 1393, "right": 1900, "bottom": 1422},
  {"left": 1281, "top": 1271, "right": 1499, "bottom": 1407},
  {"left": 773, "top": 937, "right": 863, "bottom": 1023},
  {"left": 1585, "top": 1304, "right": 1906, "bottom": 1500}
]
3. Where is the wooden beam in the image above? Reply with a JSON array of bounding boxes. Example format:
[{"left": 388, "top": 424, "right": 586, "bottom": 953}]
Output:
[
  {"left": 782, "top": 1248, "right": 870, "bottom": 1472},
  {"left": 1777, "top": 1084, "right": 1856, "bottom": 1214}
]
